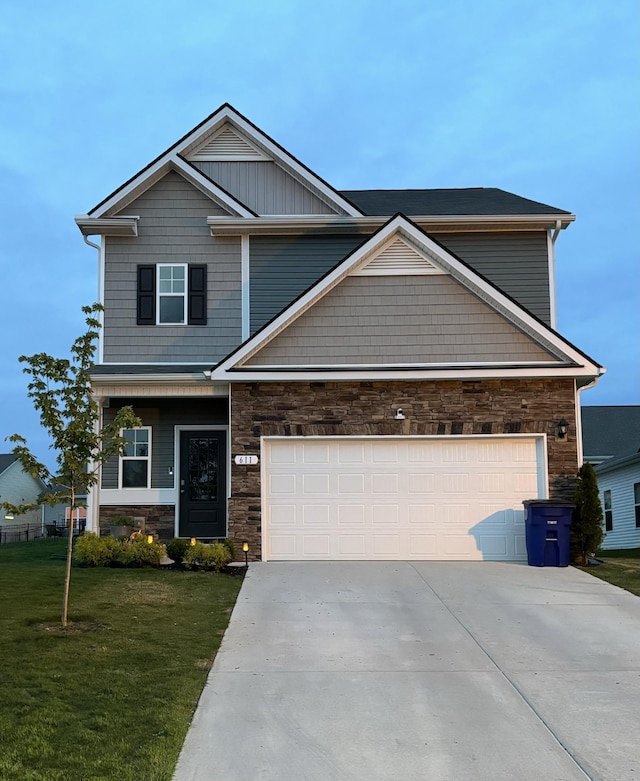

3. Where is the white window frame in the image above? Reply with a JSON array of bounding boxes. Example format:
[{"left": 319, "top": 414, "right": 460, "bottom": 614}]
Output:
[
  {"left": 603, "top": 489, "right": 613, "bottom": 532},
  {"left": 119, "top": 427, "right": 152, "bottom": 489},
  {"left": 157, "top": 263, "right": 187, "bottom": 325}
]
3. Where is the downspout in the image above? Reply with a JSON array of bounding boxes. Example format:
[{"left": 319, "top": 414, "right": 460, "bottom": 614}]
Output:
[
  {"left": 575, "top": 376, "right": 603, "bottom": 468},
  {"left": 82, "top": 234, "right": 102, "bottom": 534},
  {"left": 547, "top": 219, "right": 562, "bottom": 331}
]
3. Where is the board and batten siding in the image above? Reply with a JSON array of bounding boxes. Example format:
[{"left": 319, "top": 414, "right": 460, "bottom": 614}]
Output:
[
  {"left": 192, "top": 161, "right": 341, "bottom": 216},
  {"left": 434, "top": 232, "right": 551, "bottom": 325},
  {"left": 598, "top": 462, "right": 640, "bottom": 550},
  {"left": 101, "top": 399, "right": 228, "bottom": 490},
  {"left": 104, "top": 171, "right": 242, "bottom": 363},
  {"left": 249, "top": 234, "right": 365, "bottom": 333},
  {"left": 246, "top": 275, "right": 557, "bottom": 366}
]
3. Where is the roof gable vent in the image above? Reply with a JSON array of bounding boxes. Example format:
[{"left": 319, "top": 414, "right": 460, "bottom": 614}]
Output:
[
  {"left": 353, "top": 237, "right": 445, "bottom": 276},
  {"left": 188, "top": 124, "right": 269, "bottom": 161}
]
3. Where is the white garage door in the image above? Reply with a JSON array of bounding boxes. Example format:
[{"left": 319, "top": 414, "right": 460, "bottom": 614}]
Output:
[{"left": 263, "top": 437, "right": 544, "bottom": 561}]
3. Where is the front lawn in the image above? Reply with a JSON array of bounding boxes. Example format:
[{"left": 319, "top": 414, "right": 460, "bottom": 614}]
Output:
[
  {"left": 0, "top": 538, "right": 243, "bottom": 781},
  {"left": 578, "top": 547, "right": 640, "bottom": 597}
]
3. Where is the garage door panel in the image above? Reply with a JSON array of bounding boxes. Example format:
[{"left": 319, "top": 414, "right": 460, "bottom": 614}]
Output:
[{"left": 264, "top": 437, "right": 543, "bottom": 561}]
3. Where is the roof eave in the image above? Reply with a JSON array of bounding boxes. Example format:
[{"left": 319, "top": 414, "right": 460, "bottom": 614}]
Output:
[
  {"left": 75, "top": 216, "right": 139, "bottom": 237},
  {"left": 208, "top": 213, "right": 576, "bottom": 236}
]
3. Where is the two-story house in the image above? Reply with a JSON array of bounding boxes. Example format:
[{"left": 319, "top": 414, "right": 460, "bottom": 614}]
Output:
[{"left": 75, "top": 104, "right": 603, "bottom": 561}]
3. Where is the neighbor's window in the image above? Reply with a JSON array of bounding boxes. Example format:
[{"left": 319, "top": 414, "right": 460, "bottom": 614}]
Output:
[
  {"left": 634, "top": 483, "right": 640, "bottom": 528},
  {"left": 120, "top": 428, "right": 151, "bottom": 489},
  {"left": 603, "top": 489, "right": 613, "bottom": 532},
  {"left": 158, "top": 264, "right": 187, "bottom": 324}
]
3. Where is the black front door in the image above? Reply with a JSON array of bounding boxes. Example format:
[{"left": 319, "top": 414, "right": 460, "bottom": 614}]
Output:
[{"left": 178, "top": 430, "right": 227, "bottom": 538}]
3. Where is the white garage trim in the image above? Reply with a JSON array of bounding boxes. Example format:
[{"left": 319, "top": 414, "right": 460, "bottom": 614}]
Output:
[{"left": 261, "top": 435, "right": 548, "bottom": 561}]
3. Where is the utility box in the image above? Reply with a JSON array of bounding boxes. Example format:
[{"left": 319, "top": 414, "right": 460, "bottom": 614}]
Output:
[{"left": 523, "top": 500, "right": 574, "bottom": 567}]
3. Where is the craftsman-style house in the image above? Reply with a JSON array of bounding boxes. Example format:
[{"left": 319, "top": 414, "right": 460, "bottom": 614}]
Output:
[{"left": 75, "top": 104, "right": 603, "bottom": 561}]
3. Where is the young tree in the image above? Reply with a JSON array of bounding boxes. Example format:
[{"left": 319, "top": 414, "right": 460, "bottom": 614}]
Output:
[
  {"left": 570, "top": 462, "right": 605, "bottom": 565},
  {"left": 2, "top": 304, "right": 141, "bottom": 627}
]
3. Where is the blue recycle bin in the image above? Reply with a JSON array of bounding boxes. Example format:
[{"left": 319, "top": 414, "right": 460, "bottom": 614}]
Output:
[{"left": 523, "top": 500, "right": 574, "bottom": 567}]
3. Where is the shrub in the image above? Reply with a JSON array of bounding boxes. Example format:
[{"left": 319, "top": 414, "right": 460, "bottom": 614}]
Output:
[
  {"left": 74, "top": 533, "right": 121, "bottom": 567},
  {"left": 183, "top": 541, "right": 232, "bottom": 572},
  {"left": 119, "top": 535, "right": 166, "bottom": 568},
  {"left": 571, "top": 462, "right": 605, "bottom": 564},
  {"left": 222, "top": 538, "right": 236, "bottom": 559},
  {"left": 166, "top": 538, "right": 189, "bottom": 565}
]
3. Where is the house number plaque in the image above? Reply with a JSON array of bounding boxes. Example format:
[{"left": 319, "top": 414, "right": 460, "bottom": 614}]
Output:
[{"left": 234, "top": 455, "right": 259, "bottom": 465}]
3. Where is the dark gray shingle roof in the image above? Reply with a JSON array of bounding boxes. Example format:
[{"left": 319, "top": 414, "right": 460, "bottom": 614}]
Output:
[
  {"left": 0, "top": 454, "right": 18, "bottom": 476},
  {"left": 340, "top": 188, "right": 571, "bottom": 217},
  {"left": 581, "top": 406, "right": 640, "bottom": 462}
]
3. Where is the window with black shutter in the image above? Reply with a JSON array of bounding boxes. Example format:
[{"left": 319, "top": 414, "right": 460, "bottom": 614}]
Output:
[{"left": 136, "top": 263, "right": 207, "bottom": 325}]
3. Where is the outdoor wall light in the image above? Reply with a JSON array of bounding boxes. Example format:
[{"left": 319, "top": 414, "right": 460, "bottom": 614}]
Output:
[
  {"left": 394, "top": 408, "right": 405, "bottom": 420},
  {"left": 242, "top": 541, "right": 249, "bottom": 568},
  {"left": 556, "top": 419, "right": 569, "bottom": 439},
  {"left": 168, "top": 466, "right": 173, "bottom": 477},
  {"left": 147, "top": 534, "right": 154, "bottom": 544},
  {"left": 190, "top": 537, "right": 197, "bottom": 546}
]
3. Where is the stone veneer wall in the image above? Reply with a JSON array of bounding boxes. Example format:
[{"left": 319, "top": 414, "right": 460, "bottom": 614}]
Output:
[
  {"left": 99, "top": 505, "right": 176, "bottom": 541},
  {"left": 228, "top": 379, "right": 579, "bottom": 560}
]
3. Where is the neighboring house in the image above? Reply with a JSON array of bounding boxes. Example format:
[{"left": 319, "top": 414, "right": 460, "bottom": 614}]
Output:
[
  {"left": 0, "top": 453, "right": 45, "bottom": 527},
  {"left": 582, "top": 406, "right": 640, "bottom": 549},
  {"left": 75, "top": 103, "right": 604, "bottom": 561}
]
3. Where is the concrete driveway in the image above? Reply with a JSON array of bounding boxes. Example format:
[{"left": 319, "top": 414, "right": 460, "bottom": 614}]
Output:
[{"left": 173, "top": 562, "right": 640, "bottom": 781}]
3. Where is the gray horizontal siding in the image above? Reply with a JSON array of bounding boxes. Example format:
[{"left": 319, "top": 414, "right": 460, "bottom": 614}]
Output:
[
  {"left": 246, "top": 275, "right": 556, "bottom": 366},
  {"left": 249, "top": 234, "right": 365, "bottom": 333},
  {"left": 434, "top": 232, "right": 550, "bottom": 324},
  {"left": 599, "top": 465, "right": 640, "bottom": 549},
  {"left": 193, "top": 161, "right": 339, "bottom": 216},
  {"left": 105, "top": 171, "right": 242, "bottom": 363},
  {"left": 101, "top": 399, "right": 228, "bottom": 490}
]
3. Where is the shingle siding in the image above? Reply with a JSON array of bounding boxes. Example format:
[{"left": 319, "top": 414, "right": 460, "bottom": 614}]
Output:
[
  {"left": 246, "top": 275, "right": 556, "bottom": 366},
  {"left": 104, "top": 171, "right": 242, "bottom": 363}
]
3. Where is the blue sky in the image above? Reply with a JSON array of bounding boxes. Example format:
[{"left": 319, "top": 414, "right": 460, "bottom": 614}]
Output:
[{"left": 0, "top": 0, "right": 638, "bottom": 467}]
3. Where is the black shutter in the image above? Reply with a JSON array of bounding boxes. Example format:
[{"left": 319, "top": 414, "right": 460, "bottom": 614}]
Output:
[
  {"left": 137, "top": 265, "right": 156, "bottom": 325},
  {"left": 188, "top": 265, "right": 207, "bottom": 325}
]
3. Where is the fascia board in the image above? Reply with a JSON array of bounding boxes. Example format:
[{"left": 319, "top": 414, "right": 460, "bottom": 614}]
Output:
[
  {"left": 171, "top": 157, "right": 256, "bottom": 217},
  {"left": 88, "top": 155, "right": 256, "bottom": 220},
  {"left": 211, "top": 214, "right": 602, "bottom": 378},
  {"left": 207, "top": 214, "right": 576, "bottom": 235},
  {"left": 213, "top": 365, "right": 601, "bottom": 382}
]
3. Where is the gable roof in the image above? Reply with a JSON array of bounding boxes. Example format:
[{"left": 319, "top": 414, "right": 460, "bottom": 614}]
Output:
[
  {"left": 582, "top": 406, "right": 640, "bottom": 463},
  {"left": 80, "top": 103, "right": 362, "bottom": 224},
  {"left": 0, "top": 454, "right": 18, "bottom": 476},
  {"left": 210, "top": 214, "right": 603, "bottom": 383}
]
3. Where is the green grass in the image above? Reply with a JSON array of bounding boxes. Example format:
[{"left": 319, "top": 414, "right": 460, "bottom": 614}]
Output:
[
  {"left": 0, "top": 538, "right": 243, "bottom": 781},
  {"left": 578, "top": 547, "right": 640, "bottom": 597}
]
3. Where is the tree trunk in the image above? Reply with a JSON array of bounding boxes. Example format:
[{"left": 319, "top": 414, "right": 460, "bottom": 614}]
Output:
[{"left": 62, "top": 487, "right": 75, "bottom": 627}]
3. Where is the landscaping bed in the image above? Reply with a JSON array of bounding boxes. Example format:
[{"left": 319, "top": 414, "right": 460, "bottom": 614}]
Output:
[{"left": 0, "top": 538, "right": 243, "bottom": 781}]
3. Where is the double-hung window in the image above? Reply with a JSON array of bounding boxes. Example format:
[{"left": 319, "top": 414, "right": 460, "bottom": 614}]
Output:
[
  {"left": 634, "top": 483, "right": 640, "bottom": 528},
  {"left": 603, "top": 489, "right": 613, "bottom": 532},
  {"left": 158, "top": 264, "right": 186, "bottom": 324},
  {"left": 137, "top": 264, "right": 207, "bottom": 326},
  {"left": 120, "top": 428, "right": 151, "bottom": 489}
]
